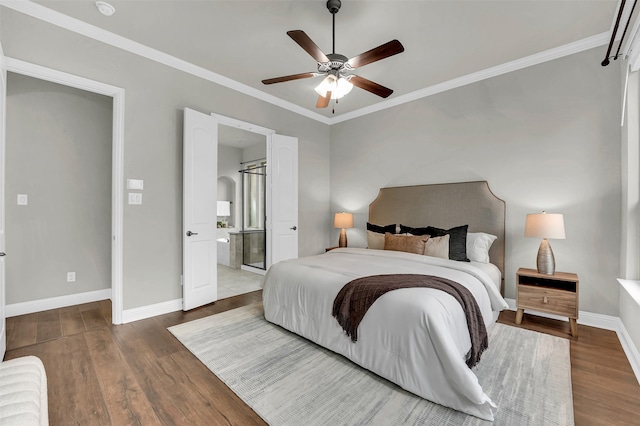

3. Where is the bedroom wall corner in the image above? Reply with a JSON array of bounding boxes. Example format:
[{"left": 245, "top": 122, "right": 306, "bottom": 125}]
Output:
[{"left": 329, "top": 47, "right": 622, "bottom": 317}]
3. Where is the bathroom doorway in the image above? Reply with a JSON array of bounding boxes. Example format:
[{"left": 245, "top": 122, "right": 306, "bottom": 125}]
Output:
[{"left": 216, "top": 123, "right": 265, "bottom": 299}]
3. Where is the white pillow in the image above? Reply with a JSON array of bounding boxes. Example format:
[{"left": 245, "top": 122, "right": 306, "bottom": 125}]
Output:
[
  {"left": 424, "top": 234, "right": 450, "bottom": 259},
  {"left": 466, "top": 232, "right": 497, "bottom": 263},
  {"left": 366, "top": 230, "right": 386, "bottom": 250}
]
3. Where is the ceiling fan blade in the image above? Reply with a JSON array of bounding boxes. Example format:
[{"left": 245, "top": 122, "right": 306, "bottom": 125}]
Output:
[
  {"left": 262, "top": 72, "right": 318, "bottom": 85},
  {"left": 316, "top": 92, "right": 331, "bottom": 108},
  {"left": 287, "top": 30, "right": 330, "bottom": 63},
  {"left": 350, "top": 75, "right": 393, "bottom": 98},
  {"left": 347, "top": 40, "right": 404, "bottom": 69}
]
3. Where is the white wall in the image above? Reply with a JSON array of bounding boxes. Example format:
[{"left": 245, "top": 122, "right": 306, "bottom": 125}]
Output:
[
  {"left": 330, "top": 47, "right": 622, "bottom": 316},
  {"left": 0, "top": 9, "right": 331, "bottom": 310}
]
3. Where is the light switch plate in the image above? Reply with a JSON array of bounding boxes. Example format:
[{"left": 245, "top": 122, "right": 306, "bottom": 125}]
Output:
[
  {"left": 128, "top": 193, "right": 142, "bottom": 205},
  {"left": 17, "top": 194, "right": 28, "bottom": 205},
  {"left": 127, "top": 179, "right": 144, "bottom": 190}
]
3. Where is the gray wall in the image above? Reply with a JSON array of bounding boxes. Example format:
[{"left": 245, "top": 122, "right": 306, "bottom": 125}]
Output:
[
  {"left": 5, "top": 72, "right": 112, "bottom": 303},
  {"left": 1, "top": 9, "right": 331, "bottom": 310},
  {"left": 330, "top": 47, "right": 622, "bottom": 316}
]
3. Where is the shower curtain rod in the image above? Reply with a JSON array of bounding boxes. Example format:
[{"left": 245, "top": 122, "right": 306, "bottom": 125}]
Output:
[{"left": 602, "top": 0, "right": 638, "bottom": 66}]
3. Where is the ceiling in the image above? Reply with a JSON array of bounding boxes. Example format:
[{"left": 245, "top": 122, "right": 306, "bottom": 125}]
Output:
[
  {"left": 219, "top": 124, "right": 265, "bottom": 149},
  {"left": 24, "top": 0, "right": 619, "bottom": 120}
]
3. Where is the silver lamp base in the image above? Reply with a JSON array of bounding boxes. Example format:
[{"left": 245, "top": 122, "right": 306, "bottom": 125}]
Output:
[{"left": 536, "top": 238, "right": 556, "bottom": 275}]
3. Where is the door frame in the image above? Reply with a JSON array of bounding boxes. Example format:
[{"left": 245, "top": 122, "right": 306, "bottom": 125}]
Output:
[
  {"left": 2, "top": 58, "right": 125, "bottom": 324},
  {"left": 210, "top": 113, "right": 275, "bottom": 267}
]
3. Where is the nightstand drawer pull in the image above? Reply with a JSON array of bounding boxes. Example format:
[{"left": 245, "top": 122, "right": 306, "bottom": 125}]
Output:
[{"left": 543, "top": 296, "right": 548, "bottom": 304}]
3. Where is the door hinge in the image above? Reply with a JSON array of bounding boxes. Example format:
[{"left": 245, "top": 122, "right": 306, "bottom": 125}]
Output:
[{"left": 180, "top": 275, "right": 183, "bottom": 286}]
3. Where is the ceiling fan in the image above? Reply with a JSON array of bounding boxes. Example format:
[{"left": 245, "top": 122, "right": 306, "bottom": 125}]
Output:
[{"left": 261, "top": 0, "right": 405, "bottom": 109}]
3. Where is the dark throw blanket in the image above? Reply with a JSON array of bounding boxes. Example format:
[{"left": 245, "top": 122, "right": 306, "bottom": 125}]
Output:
[{"left": 332, "top": 274, "right": 488, "bottom": 368}]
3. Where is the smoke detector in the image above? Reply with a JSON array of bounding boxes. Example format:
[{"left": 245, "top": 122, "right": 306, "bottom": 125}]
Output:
[{"left": 95, "top": 1, "right": 115, "bottom": 16}]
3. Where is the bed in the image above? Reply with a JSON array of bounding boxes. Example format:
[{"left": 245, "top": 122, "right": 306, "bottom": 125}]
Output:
[{"left": 262, "top": 181, "right": 509, "bottom": 421}]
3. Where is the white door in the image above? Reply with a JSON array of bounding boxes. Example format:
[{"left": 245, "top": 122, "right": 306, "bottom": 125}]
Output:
[
  {"left": 0, "top": 65, "right": 6, "bottom": 358},
  {"left": 269, "top": 134, "right": 298, "bottom": 266},
  {"left": 183, "top": 108, "right": 217, "bottom": 311}
]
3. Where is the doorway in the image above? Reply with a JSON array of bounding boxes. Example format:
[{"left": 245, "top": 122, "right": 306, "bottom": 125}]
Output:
[
  {"left": 5, "top": 72, "right": 112, "bottom": 312},
  {"left": 217, "top": 123, "right": 266, "bottom": 299},
  {"left": 2, "top": 58, "right": 125, "bottom": 325},
  {"left": 182, "top": 110, "right": 298, "bottom": 310}
]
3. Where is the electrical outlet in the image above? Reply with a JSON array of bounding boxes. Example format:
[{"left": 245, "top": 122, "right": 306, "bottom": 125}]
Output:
[{"left": 67, "top": 272, "right": 76, "bottom": 282}]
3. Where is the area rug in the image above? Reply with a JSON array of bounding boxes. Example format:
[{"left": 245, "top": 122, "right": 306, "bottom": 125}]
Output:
[{"left": 168, "top": 303, "right": 573, "bottom": 425}]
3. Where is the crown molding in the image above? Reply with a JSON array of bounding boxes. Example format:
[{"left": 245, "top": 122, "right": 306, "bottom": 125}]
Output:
[
  {"left": 1, "top": 0, "right": 610, "bottom": 126},
  {"left": 330, "top": 32, "right": 610, "bottom": 124},
  {"left": 0, "top": 0, "right": 331, "bottom": 125}
]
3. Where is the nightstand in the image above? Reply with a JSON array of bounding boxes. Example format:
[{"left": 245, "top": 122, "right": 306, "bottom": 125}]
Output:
[
  {"left": 326, "top": 246, "right": 339, "bottom": 252},
  {"left": 515, "top": 268, "right": 579, "bottom": 337}
]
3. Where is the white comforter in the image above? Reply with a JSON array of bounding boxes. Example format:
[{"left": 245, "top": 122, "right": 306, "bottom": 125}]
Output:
[{"left": 262, "top": 248, "right": 509, "bottom": 421}]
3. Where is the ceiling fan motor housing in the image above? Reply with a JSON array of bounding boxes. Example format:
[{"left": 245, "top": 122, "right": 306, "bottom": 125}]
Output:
[{"left": 318, "top": 53, "right": 352, "bottom": 74}]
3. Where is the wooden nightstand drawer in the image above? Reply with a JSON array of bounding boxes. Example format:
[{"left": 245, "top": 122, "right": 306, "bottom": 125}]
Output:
[
  {"left": 518, "top": 285, "right": 577, "bottom": 318},
  {"left": 516, "top": 268, "right": 579, "bottom": 337}
]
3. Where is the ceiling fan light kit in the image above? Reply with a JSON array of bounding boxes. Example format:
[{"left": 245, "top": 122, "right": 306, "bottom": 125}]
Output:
[
  {"left": 314, "top": 74, "right": 353, "bottom": 100},
  {"left": 262, "top": 0, "right": 404, "bottom": 109}
]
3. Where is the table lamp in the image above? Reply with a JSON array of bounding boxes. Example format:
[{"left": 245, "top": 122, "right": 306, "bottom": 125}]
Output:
[
  {"left": 334, "top": 212, "right": 354, "bottom": 248},
  {"left": 524, "top": 211, "right": 565, "bottom": 275}
]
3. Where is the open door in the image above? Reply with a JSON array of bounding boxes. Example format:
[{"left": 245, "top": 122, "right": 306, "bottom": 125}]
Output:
[
  {"left": 183, "top": 108, "right": 217, "bottom": 311},
  {"left": 269, "top": 134, "right": 298, "bottom": 266}
]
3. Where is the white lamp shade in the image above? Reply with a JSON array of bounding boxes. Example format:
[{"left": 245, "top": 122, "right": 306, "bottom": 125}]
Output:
[
  {"left": 524, "top": 212, "right": 565, "bottom": 239},
  {"left": 217, "top": 201, "right": 231, "bottom": 216},
  {"left": 314, "top": 75, "right": 353, "bottom": 100},
  {"left": 334, "top": 212, "right": 354, "bottom": 229}
]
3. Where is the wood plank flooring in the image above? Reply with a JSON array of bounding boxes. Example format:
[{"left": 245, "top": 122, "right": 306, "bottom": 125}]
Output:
[{"left": 4, "top": 294, "right": 640, "bottom": 425}]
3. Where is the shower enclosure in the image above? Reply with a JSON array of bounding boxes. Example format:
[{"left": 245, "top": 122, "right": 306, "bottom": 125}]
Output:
[{"left": 240, "top": 162, "right": 266, "bottom": 270}]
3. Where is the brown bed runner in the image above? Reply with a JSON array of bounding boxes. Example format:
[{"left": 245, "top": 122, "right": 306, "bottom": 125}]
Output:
[{"left": 332, "top": 274, "right": 488, "bottom": 368}]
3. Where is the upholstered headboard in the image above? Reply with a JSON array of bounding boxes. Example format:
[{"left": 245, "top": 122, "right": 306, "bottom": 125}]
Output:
[{"left": 369, "top": 181, "right": 506, "bottom": 293}]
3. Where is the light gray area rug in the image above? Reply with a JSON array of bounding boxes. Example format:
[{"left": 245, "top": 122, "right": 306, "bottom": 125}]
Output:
[{"left": 168, "top": 303, "right": 573, "bottom": 425}]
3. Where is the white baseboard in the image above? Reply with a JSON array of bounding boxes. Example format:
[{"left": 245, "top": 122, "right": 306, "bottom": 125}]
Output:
[
  {"left": 504, "top": 298, "right": 640, "bottom": 384},
  {"left": 617, "top": 320, "right": 640, "bottom": 384},
  {"left": 121, "top": 298, "right": 183, "bottom": 324},
  {"left": 5, "top": 289, "right": 112, "bottom": 317}
]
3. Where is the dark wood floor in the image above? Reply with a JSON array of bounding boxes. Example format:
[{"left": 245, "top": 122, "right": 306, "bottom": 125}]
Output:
[{"left": 5, "top": 293, "right": 640, "bottom": 425}]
